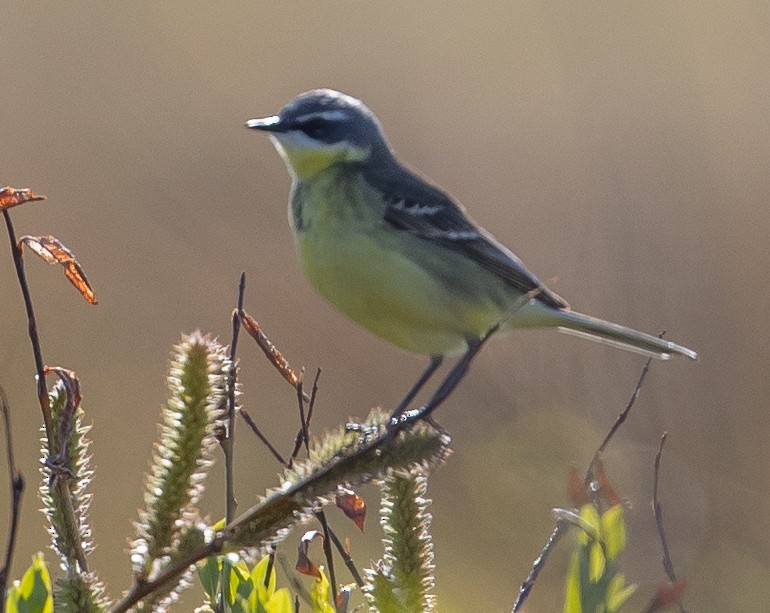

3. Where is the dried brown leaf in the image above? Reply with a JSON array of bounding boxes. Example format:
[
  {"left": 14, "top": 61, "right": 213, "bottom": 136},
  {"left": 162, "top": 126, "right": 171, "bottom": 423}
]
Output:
[
  {"left": 645, "top": 581, "right": 687, "bottom": 612},
  {"left": 594, "top": 459, "right": 622, "bottom": 507},
  {"left": 568, "top": 466, "right": 591, "bottom": 507},
  {"left": 296, "top": 530, "right": 323, "bottom": 579},
  {"left": 18, "top": 235, "right": 97, "bottom": 304},
  {"left": 0, "top": 186, "right": 46, "bottom": 211},
  {"left": 336, "top": 488, "right": 366, "bottom": 532}
]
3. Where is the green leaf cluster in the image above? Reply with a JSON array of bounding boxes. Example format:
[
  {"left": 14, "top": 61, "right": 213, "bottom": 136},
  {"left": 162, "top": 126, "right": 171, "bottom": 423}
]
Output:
[{"left": 563, "top": 503, "right": 637, "bottom": 613}]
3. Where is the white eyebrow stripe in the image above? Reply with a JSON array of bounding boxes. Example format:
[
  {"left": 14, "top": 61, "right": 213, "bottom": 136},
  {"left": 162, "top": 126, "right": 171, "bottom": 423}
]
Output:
[{"left": 294, "top": 110, "right": 350, "bottom": 123}]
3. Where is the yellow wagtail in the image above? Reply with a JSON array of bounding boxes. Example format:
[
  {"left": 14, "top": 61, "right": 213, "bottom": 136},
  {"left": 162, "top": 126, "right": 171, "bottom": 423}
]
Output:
[{"left": 246, "top": 90, "right": 697, "bottom": 375}]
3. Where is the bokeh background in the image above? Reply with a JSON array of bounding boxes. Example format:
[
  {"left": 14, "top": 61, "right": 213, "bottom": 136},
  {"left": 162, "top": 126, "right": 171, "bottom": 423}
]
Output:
[{"left": 1, "top": 2, "right": 768, "bottom": 611}]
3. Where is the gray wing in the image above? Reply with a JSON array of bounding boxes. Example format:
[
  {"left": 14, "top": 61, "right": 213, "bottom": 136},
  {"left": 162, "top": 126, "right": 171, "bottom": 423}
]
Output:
[{"left": 362, "top": 162, "right": 569, "bottom": 311}]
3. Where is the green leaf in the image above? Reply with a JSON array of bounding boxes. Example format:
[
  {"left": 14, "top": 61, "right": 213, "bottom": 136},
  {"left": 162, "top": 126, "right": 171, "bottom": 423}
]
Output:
[
  {"left": 198, "top": 556, "right": 222, "bottom": 600},
  {"left": 606, "top": 573, "right": 637, "bottom": 612},
  {"left": 310, "top": 569, "right": 336, "bottom": 613},
  {"left": 588, "top": 541, "right": 605, "bottom": 584},
  {"left": 577, "top": 504, "right": 600, "bottom": 546},
  {"left": 7, "top": 554, "right": 53, "bottom": 613},
  {"left": 600, "top": 505, "right": 626, "bottom": 562},
  {"left": 563, "top": 553, "right": 583, "bottom": 613}
]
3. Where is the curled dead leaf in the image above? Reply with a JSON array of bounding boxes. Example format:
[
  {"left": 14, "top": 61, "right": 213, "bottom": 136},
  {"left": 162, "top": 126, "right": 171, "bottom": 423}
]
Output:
[
  {"left": 336, "top": 488, "right": 366, "bottom": 532},
  {"left": 296, "top": 530, "right": 323, "bottom": 579},
  {"left": 0, "top": 186, "right": 46, "bottom": 211},
  {"left": 18, "top": 235, "right": 97, "bottom": 304}
]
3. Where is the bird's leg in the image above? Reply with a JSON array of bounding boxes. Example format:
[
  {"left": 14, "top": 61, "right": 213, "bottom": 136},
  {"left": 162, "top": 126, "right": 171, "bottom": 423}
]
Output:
[
  {"left": 390, "top": 324, "right": 499, "bottom": 431},
  {"left": 390, "top": 355, "right": 443, "bottom": 420}
]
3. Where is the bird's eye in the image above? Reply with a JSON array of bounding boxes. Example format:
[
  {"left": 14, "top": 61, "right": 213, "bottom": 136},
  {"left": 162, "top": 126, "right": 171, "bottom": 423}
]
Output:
[{"left": 298, "top": 119, "right": 327, "bottom": 139}]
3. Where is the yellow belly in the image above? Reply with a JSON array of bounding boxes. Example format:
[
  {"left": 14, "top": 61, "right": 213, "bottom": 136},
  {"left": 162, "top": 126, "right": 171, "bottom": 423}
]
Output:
[{"left": 296, "top": 224, "right": 512, "bottom": 356}]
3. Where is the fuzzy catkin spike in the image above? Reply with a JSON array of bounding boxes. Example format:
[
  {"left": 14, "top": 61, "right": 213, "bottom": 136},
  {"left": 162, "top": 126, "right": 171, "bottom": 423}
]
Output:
[
  {"left": 364, "top": 471, "right": 437, "bottom": 613},
  {"left": 54, "top": 573, "right": 109, "bottom": 613},
  {"left": 228, "top": 410, "right": 450, "bottom": 549},
  {"left": 134, "top": 520, "right": 208, "bottom": 613},
  {"left": 40, "top": 381, "right": 108, "bottom": 610},
  {"left": 132, "top": 332, "right": 230, "bottom": 577}
]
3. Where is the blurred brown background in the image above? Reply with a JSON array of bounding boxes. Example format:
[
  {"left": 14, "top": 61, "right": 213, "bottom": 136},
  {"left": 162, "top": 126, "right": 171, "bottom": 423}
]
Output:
[{"left": 1, "top": 2, "right": 768, "bottom": 611}]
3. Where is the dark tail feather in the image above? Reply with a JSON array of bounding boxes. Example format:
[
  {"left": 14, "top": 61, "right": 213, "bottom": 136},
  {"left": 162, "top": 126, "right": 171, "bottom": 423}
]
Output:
[{"left": 554, "top": 310, "right": 698, "bottom": 360}]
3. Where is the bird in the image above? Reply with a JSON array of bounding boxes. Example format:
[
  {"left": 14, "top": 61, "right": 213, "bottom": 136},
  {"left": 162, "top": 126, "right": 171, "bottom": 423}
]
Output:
[{"left": 246, "top": 89, "right": 698, "bottom": 372}]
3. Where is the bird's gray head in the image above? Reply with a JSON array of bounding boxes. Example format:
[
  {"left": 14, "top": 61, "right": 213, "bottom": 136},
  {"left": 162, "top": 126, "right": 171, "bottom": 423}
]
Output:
[{"left": 247, "top": 89, "right": 389, "bottom": 180}]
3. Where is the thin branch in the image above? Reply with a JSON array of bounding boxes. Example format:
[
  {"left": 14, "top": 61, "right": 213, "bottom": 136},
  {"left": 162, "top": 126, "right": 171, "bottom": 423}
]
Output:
[
  {"left": 513, "top": 356, "right": 656, "bottom": 611},
  {"left": 586, "top": 355, "right": 653, "bottom": 483},
  {"left": 653, "top": 432, "right": 686, "bottom": 613},
  {"left": 239, "top": 311, "right": 309, "bottom": 401},
  {"left": 264, "top": 548, "right": 276, "bottom": 590},
  {"left": 512, "top": 523, "right": 568, "bottom": 613},
  {"left": 326, "top": 525, "right": 364, "bottom": 587},
  {"left": 290, "top": 372, "right": 310, "bottom": 466},
  {"left": 238, "top": 407, "right": 287, "bottom": 466},
  {"left": 3, "top": 210, "right": 53, "bottom": 441},
  {"left": 0, "top": 387, "right": 25, "bottom": 608},
  {"left": 314, "top": 510, "right": 337, "bottom": 601},
  {"left": 225, "top": 273, "right": 246, "bottom": 524},
  {"left": 290, "top": 368, "right": 321, "bottom": 464}
]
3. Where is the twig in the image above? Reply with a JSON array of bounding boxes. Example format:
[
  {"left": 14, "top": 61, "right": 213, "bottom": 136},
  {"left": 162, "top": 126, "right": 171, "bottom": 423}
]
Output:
[
  {"left": 239, "top": 310, "right": 309, "bottom": 401},
  {"left": 225, "top": 273, "right": 246, "bottom": 524},
  {"left": 512, "top": 523, "right": 568, "bottom": 612},
  {"left": 0, "top": 387, "right": 25, "bottom": 609},
  {"left": 314, "top": 510, "right": 337, "bottom": 601},
  {"left": 264, "top": 548, "right": 276, "bottom": 589},
  {"left": 295, "top": 371, "right": 310, "bottom": 455},
  {"left": 238, "top": 407, "right": 287, "bottom": 466},
  {"left": 653, "top": 432, "right": 686, "bottom": 613},
  {"left": 3, "top": 210, "right": 53, "bottom": 441},
  {"left": 290, "top": 369, "right": 321, "bottom": 464},
  {"left": 513, "top": 357, "right": 655, "bottom": 611},
  {"left": 326, "top": 525, "right": 364, "bottom": 587},
  {"left": 586, "top": 355, "right": 653, "bottom": 483}
]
